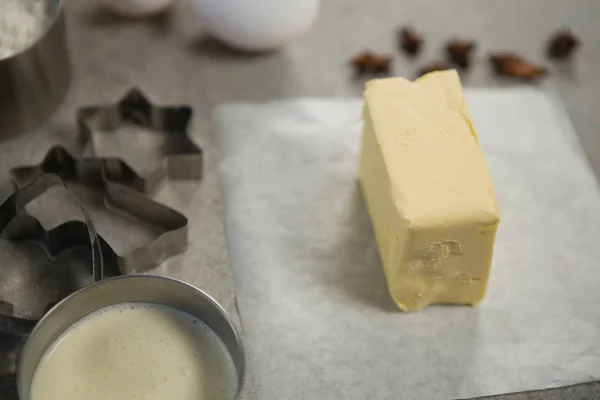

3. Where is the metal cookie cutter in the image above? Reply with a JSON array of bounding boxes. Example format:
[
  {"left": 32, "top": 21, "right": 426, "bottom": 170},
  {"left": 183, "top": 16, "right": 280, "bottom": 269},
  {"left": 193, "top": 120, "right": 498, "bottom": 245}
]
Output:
[
  {"left": 9, "top": 146, "right": 189, "bottom": 276},
  {"left": 77, "top": 88, "right": 203, "bottom": 194},
  {"left": 0, "top": 173, "right": 103, "bottom": 332}
]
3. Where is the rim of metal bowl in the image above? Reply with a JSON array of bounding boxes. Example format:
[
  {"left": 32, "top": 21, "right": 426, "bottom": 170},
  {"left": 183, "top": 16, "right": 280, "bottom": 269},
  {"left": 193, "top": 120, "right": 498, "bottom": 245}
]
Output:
[
  {"left": 0, "top": 0, "right": 64, "bottom": 62},
  {"left": 16, "top": 274, "right": 246, "bottom": 400}
]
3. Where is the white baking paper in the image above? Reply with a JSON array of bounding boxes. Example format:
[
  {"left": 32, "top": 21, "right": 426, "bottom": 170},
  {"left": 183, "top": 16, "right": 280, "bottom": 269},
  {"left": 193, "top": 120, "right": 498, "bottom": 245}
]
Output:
[{"left": 216, "top": 88, "right": 600, "bottom": 400}]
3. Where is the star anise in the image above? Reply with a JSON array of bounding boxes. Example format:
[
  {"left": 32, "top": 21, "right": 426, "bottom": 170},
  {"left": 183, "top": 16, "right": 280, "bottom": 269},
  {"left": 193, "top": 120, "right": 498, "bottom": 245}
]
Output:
[
  {"left": 417, "top": 61, "right": 449, "bottom": 77},
  {"left": 489, "top": 53, "right": 547, "bottom": 80},
  {"left": 350, "top": 51, "right": 393, "bottom": 75},
  {"left": 547, "top": 30, "right": 579, "bottom": 60},
  {"left": 398, "top": 27, "right": 423, "bottom": 56},
  {"left": 446, "top": 39, "right": 477, "bottom": 69}
]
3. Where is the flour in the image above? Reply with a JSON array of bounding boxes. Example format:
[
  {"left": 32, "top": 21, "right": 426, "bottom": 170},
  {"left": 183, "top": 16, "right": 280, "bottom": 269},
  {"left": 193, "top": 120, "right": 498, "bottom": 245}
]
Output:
[{"left": 0, "top": 0, "right": 53, "bottom": 59}]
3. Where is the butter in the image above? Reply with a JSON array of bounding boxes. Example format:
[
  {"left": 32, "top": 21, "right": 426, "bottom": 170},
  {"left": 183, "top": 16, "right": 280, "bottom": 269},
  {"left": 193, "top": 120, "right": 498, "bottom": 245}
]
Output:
[{"left": 358, "top": 70, "right": 500, "bottom": 312}]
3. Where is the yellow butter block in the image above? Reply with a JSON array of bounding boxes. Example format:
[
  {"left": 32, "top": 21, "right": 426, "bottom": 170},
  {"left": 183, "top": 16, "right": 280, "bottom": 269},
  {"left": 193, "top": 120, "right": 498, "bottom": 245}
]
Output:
[{"left": 358, "top": 70, "right": 500, "bottom": 312}]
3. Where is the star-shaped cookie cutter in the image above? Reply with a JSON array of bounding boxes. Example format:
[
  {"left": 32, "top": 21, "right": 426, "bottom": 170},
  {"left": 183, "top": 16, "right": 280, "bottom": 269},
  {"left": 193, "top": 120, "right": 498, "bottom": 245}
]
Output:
[
  {"left": 0, "top": 173, "right": 104, "bottom": 329},
  {"left": 77, "top": 88, "right": 203, "bottom": 194},
  {"left": 9, "top": 146, "right": 189, "bottom": 277}
]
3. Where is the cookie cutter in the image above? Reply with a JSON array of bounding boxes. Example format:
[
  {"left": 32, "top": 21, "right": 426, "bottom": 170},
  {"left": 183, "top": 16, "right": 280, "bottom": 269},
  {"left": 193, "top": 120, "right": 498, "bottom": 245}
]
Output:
[
  {"left": 0, "top": 173, "right": 103, "bottom": 332},
  {"left": 9, "top": 146, "right": 189, "bottom": 276},
  {"left": 77, "top": 88, "right": 203, "bottom": 194}
]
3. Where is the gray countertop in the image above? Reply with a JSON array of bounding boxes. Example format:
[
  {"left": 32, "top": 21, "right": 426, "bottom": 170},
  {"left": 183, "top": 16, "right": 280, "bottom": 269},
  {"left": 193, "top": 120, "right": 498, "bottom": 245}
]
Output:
[{"left": 2, "top": 0, "right": 600, "bottom": 399}]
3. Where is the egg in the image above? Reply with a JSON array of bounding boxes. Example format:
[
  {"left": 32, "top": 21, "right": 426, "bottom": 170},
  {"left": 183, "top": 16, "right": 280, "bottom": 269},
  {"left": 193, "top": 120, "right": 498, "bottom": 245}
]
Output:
[
  {"left": 102, "top": 0, "right": 176, "bottom": 18},
  {"left": 192, "top": 0, "right": 320, "bottom": 52}
]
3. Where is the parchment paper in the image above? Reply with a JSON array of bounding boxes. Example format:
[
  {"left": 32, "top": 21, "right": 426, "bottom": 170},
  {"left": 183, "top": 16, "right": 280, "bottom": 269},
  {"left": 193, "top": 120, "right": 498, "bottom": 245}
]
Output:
[{"left": 216, "top": 88, "right": 600, "bottom": 400}]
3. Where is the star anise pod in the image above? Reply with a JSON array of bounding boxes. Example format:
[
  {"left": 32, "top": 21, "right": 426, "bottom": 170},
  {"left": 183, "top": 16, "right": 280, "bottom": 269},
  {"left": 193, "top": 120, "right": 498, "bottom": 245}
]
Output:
[
  {"left": 547, "top": 30, "right": 579, "bottom": 60},
  {"left": 350, "top": 51, "right": 392, "bottom": 75},
  {"left": 398, "top": 27, "right": 423, "bottom": 56},
  {"left": 417, "top": 61, "right": 449, "bottom": 77},
  {"left": 446, "top": 39, "right": 477, "bottom": 69},
  {"left": 489, "top": 53, "right": 547, "bottom": 80}
]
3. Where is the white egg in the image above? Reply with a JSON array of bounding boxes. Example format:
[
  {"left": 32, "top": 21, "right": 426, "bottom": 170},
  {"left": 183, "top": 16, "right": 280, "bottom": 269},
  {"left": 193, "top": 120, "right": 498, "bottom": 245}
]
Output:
[
  {"left": 193, "top": 0, "right": 320, "bottom": 51},
  {"left": 102, "top": 0, "right": 176, "bottom": 18}
]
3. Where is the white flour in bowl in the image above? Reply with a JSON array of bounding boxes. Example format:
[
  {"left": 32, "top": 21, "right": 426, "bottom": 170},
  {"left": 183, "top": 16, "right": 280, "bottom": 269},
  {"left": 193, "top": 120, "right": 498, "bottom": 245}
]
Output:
[{"left": 0, "top": 0, "right": 53, "bottom": 59}]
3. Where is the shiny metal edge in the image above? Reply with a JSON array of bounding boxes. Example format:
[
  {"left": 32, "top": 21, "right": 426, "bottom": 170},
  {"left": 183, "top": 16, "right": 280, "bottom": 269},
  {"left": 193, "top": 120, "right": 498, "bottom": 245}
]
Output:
[
  {"left": 0, "top": 0, "right": 71, "bottom": 137},
  {"left": 16, "top": 275, "right": 246, "bottom": 400}
]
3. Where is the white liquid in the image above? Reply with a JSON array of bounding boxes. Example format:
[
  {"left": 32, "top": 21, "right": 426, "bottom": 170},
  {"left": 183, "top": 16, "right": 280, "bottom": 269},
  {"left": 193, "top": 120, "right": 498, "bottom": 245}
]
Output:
[{"left": 30, "top": 303, "right": 238, "bottom": 400}]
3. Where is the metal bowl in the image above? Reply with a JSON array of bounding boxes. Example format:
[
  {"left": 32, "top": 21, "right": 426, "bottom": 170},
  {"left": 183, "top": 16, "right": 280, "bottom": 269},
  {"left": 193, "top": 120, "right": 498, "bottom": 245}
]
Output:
[
  {"left": 0, "top": 0, "right": 70, "bottom": 138},
  {"left": 16, "top": 275, "right": 246, "bottom": 400}
]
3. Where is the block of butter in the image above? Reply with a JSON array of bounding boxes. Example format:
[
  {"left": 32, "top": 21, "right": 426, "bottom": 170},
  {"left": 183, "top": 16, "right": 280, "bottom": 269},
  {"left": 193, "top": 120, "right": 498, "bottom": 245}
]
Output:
[{"left": 358, "top": 70, "right": 500, "bottom": 312}]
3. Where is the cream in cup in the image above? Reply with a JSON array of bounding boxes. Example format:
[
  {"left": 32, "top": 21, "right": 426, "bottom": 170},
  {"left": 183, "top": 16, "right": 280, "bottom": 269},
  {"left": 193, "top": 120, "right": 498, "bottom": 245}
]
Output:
[{"left": 18, "top": 276, "right": 245, "bottom": 400}]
